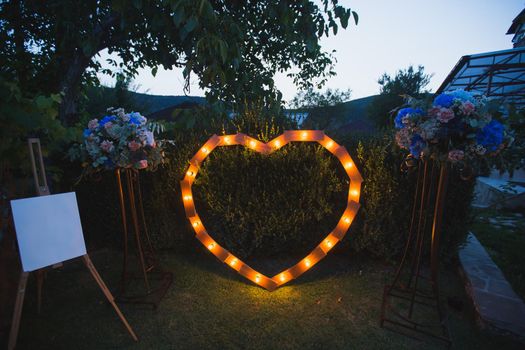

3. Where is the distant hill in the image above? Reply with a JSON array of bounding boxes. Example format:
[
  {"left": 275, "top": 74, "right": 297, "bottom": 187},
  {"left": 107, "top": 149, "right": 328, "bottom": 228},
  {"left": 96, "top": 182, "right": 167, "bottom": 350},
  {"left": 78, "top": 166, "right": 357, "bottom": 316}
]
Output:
[
  {"left": 341, "top": 95, "right": 377, "bottom": 121},
  {"left": 298, "top": 94, "right": 378, "bottom": 133},
  {"left": 126, "top": 90, "right": 378, "bottom": 130},
  {"left": 128, "top": 91, "right": 206, "bottom": 115}
]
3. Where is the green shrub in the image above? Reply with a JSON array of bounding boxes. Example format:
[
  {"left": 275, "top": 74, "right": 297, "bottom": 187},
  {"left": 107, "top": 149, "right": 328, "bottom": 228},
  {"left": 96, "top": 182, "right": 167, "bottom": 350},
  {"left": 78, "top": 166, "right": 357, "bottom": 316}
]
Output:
[
  {"left": 193, "top": 143, "right": 346, "bottom": 258},
  {"left": 346, "top": 135, "right": 416, "bottom": 260},
  {"left": 70, "top": 113, "right": 473, "bottom": 263}
]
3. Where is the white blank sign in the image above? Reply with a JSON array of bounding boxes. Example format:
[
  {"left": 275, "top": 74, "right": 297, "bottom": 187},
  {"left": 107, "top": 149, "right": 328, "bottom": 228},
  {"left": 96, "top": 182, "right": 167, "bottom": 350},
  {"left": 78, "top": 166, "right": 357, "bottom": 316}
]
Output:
[{"left": 11, "top": 192, "right": 87, "bottom": 272}]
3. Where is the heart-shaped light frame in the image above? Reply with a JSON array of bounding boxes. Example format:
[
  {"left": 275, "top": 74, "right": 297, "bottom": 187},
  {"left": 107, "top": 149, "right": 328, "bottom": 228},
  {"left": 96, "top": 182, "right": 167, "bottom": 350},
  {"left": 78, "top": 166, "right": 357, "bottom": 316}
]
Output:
[{"left": 180, "top": 130, "right": 362, "bottom": 291}]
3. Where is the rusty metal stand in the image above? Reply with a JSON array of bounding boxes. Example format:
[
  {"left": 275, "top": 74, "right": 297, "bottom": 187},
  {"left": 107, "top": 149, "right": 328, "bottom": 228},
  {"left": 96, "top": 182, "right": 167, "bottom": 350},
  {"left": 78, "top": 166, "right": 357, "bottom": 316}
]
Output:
[
  {"left": 380, "top": 159, "right": 451, "bottom": 346},
  {"left": 115, "top": 168, "right": 172, "bottom": 309}
]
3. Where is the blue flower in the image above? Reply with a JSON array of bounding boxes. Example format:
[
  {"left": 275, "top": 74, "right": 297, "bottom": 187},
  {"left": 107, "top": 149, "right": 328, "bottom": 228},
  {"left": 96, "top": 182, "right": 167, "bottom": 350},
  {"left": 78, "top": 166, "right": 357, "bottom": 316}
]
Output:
[
  {"left": 394, "top": 108, "right": 424, "bottom": 128},
  {"left": 433, "top": 93, "right": 454, "bottom": 108},
  {"left": 99, "top": 115, "right": 117, "bottom": 126},
  {"left": 476, "top": 120, "right": 504, "bottom": 152},
  {"left": 129, "top": 116, "right": 141, "bottom": 125},
  {"left": 83, "top": 128, "right": 92, "bottom": 137},
  {"left": 409, "top": 134, "right": 426, "bottom": 159},
  {"left": 450, "top": 89, "right": 475, "bottom": 103}
]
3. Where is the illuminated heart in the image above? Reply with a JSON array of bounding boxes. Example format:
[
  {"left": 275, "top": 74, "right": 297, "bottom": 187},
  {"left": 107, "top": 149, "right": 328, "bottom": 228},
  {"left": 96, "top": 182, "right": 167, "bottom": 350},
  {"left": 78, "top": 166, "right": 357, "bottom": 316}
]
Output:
[{"left": 180, "top": 131, "right": 362, "bottom": 291}]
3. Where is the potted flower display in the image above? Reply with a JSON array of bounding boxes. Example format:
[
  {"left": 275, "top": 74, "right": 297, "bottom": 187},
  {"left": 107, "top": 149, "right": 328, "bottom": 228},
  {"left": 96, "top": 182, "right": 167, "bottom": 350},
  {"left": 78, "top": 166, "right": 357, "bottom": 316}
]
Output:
[
  {"left": 393, "top": 89, "right": 513, "bottom": 174},
  {"left": 78, "top": 107, "right": 165, "bottom": 171}
]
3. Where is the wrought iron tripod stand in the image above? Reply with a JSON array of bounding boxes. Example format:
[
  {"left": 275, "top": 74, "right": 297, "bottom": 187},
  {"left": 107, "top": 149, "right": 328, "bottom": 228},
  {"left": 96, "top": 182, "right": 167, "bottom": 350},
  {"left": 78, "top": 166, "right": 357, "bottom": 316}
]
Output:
[
  {"left": 380, "top": 159, "right": 451, "bottom": 346},
  {"left": 115, "top": 168, "right": 172, "bottom": 308}
]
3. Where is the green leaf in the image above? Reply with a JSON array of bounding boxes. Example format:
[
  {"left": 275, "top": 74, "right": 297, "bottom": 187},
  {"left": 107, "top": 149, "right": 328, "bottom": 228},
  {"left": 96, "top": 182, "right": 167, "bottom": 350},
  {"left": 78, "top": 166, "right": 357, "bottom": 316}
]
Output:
[
  {"left": 218, "top": 40, "right": 228, "bottom": 63},
  {"left": 173, "top": 9, "right": 185, "bottom": 26},
  {"left": 51, "top": 94, "right": 62, "bottom": 103},
  {"left": 184, "top": 17, "right": 199, "bottom": 33},
  {"left": 340, "top": 11, "right": 349, "bottom": 28},
  {"left": 352, "top": 11, "right": 359, "bottom": 25},
  {"left": 35, "top": 95, "right": 52, "bottom": 110},
  {"left": 199, "top": 0, "right": 212, "bottom": 16}
]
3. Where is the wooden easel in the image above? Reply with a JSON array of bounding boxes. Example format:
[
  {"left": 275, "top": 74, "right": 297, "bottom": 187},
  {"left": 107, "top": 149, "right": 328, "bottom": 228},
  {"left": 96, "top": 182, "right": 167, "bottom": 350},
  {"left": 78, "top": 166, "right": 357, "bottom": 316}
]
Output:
[
  {"left": 8, "top": 255, "right": 138, "bottom": 349},
  {"left": 7, "top": 139, "right": 138, "bottom": 349},
  {"left": 27, "top": 138, "right": 51, "bottom": 314}
]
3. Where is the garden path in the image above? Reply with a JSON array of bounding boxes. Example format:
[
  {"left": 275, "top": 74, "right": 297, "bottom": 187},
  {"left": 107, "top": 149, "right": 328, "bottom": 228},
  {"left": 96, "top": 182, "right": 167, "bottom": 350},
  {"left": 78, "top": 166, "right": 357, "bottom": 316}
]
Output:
[{"left": 459, "top": 232, "right": 525, "bottom": 339}]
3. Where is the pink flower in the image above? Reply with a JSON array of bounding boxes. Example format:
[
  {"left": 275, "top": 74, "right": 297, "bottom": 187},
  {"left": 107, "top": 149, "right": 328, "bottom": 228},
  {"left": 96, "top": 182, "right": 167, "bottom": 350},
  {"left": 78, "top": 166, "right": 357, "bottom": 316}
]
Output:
[
  {"left": 104, "top": 121, "right": 113, "bottom": 130},
  {"left": 460, "top": 101, "right": 475, "bottom": 115},
  {"left": 128, "top": 140, "right": 141, "bottom": 152},
  {"left": 395, "top": 128, "right": 411, "bottom": 149},
  {"left": 435, "top": 108, "right": 455, "bottom": 123},
  {"left": 135, "top": 160, "right": 148, "bottom": 169},
  {"left": 88, "top": 119, "right": 98, "bottom": 130},
  {"left": 100, "top": 140, "right": 114, "bottom": 152},
  {"left": 448, "top": 150, "right": 464, "bottom": 162}
]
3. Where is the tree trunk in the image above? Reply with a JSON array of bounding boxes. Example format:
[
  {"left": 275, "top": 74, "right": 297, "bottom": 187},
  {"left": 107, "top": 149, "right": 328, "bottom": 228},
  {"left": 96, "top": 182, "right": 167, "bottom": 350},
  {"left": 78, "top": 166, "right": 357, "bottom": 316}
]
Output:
[
  {"left": 58, "top": 13, "right": 119, "bottom": 126},
  {"left": 58, "top": 53, "right": 91, "bottom": 126}
]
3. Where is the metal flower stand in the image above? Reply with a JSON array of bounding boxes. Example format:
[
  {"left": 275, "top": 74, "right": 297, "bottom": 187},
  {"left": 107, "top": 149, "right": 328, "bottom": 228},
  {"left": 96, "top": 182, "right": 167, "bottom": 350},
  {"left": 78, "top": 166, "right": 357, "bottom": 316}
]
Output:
[
  {"left": 115, "top": 168, "right": 172, "bottom": 308},
  {"left": 380, "top": 159, "right": 451, "bottom": 346}
]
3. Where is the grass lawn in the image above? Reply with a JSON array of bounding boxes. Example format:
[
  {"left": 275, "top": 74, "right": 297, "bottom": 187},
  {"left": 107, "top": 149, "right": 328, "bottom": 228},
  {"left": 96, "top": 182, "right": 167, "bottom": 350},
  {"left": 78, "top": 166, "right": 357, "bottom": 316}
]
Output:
[
  {"left": 13, "top": 248, "right": 522, "bottom": 350},
  {"left": 469, "top": 207, "right": 525, "bottom": 300}
]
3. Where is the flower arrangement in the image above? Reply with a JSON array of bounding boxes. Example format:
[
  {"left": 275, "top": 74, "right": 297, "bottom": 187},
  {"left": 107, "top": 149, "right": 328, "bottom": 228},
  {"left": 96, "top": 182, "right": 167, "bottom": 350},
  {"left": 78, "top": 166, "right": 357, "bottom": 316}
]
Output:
[
  {"left": 80, "top": 108, "right": 164, "bottom": 170},
  {"left": 394, "top": 90, "right": 511, "bottom": 167}
]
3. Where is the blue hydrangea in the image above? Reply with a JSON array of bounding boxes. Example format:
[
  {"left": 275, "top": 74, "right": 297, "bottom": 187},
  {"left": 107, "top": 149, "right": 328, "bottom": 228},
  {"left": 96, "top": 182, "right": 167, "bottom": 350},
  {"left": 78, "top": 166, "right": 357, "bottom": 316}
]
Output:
[
  {"left": 476, "top": 120, "right": 504, "bottom": 152},
  {"left": 394, "top": 108, "right": 424, "bottom": 128},
  {"left": 433, "top": 93, "right": 454, "bottom": 108},
  {"left": 450, "top": 89, "right": 475, "bottom": 103},
  {"left": 409, "top": 134, "right": 426, "bottom": 159},
  {"left": 83, "top": 128, "right": 92, "bottom": 137},
  {"left": 129, "top": 116, "right": 141, "bottom": 125},
  {"left": 99, "top": 115, "right": 117, "bottom": 126}
]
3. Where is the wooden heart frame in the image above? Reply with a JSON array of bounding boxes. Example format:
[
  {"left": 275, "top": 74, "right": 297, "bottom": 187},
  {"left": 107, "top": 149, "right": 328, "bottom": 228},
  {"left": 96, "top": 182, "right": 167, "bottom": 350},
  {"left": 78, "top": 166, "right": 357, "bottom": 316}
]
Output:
[{"left": 180, "top": 130, "right": 362, "bottom": 291}]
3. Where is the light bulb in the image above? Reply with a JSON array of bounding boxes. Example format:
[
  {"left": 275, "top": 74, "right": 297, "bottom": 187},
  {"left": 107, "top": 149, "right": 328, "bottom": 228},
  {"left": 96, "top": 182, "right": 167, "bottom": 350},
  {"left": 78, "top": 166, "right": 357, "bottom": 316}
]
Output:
[
  {"left": 249, "top": 140, "right": 256, "bottom": 148},
  {"left": 344, "top": 217, "right": 350, "bottom": 224},
  {"left": 255, "top": 275, "right": 261, "bottom": 283},
  {"left": 304, "top": 259, "right": 311, "bottom": 267},
  {"left": 351, "top": 190, "right": 359, "bottom": 197},
  {"left": 274, "top": 140, "right": 281, "bottom": 148},
  {"left": 183, "top": 195, "right": 192, "bottom": 201},
  {"left": 192, "top": 221, "right": 200, "bottom": 228},
  {"left": 207, "top": 242, "right": 215, "bottom": 250},
  {"left": 345, "top": 162, "right": 353, "bottom": 169},
  {"left": 301, "top": 131, "right": 308, "bottom": 139},
  {"left": 326, "top": 140, "right": 334, "bottom": 148},
  {"left": 201, "top": 147, "right": 209, "bottom": 154},
  {"left": 280, "top": 274, "right": 286, "bottom": 282},
  {"left": 230, "top": 258, "right": 238, "bottom": 266},
  {"left": 224, "top": 136, "right": 231, "bottom": 144},
  {"left": 186, "top": 170, "right": 194, "bottom": 177},
  {"left": 325, "top": 240, "right": 333, "bottom": 248}
]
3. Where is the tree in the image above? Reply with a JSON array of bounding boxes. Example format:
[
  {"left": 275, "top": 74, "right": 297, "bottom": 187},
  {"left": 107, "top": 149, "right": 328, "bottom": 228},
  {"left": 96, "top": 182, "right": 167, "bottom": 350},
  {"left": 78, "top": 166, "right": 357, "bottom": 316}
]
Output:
[
  {"left": 290, "top": 87, "right": 351, "bottom": 130},
  {"left": 368, "top": 65, "right": 432, "bottom": 127},
  {"left": 289, "top": 87, "right": 351, "bottom": 109},
  {"left": 0, "top": 0, "right": 358, "bottom": 125}
]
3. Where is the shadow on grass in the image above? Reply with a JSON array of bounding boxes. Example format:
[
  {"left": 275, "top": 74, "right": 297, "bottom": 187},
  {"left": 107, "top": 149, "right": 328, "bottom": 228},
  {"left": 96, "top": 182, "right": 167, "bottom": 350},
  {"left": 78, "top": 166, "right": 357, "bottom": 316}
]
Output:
[{"left": 169, "top": 235, "right": 374, "bottom": 290}]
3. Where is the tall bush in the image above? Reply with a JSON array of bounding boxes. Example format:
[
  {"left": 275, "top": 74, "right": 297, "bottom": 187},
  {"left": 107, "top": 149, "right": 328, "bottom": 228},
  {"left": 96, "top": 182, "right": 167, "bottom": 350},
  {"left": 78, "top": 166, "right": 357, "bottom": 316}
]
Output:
[
  {"left": 139, "top": 128, "right": 473, "bottom": 262},
  {"left": 193, "top": 143, "right": 346, "bottom": 258},
  {"left": 72, "top": 109, "right": 474, "bottom": 262}
]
